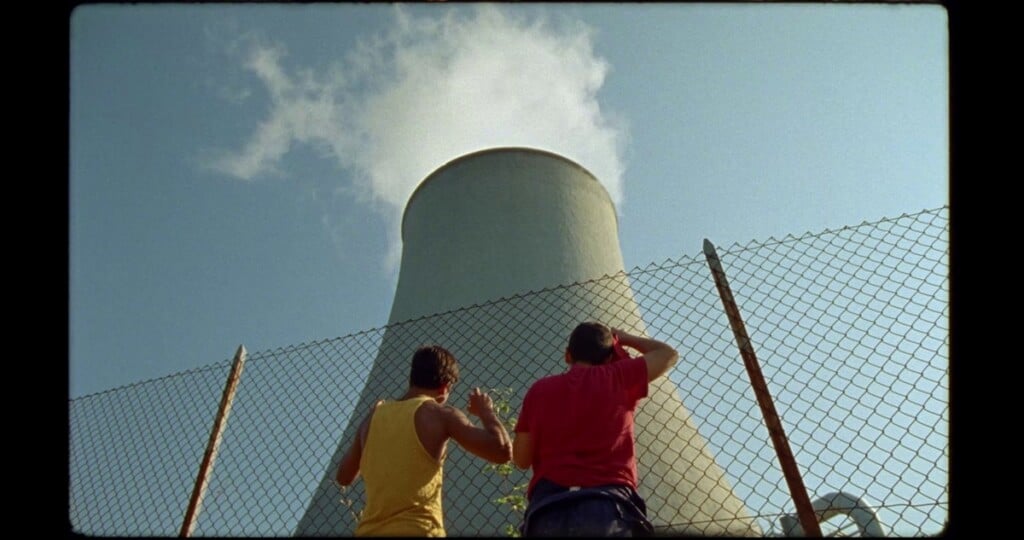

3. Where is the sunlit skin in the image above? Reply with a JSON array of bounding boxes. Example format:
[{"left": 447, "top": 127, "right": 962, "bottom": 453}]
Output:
[{"left": 337, "top": 385, "right": 512, "bottom": 486}]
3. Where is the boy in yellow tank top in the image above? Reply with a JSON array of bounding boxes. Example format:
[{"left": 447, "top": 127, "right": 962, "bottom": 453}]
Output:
[{"left": 335, "top": 345, "right": 513, "bottom": 536}]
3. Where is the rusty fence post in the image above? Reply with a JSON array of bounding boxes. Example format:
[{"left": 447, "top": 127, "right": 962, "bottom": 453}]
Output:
[
  {"left": 180, "top": 345, "right": 248, "bottom": 537},
  {"left": 703, "top": 240, "right": 822, "bottom": 537}
]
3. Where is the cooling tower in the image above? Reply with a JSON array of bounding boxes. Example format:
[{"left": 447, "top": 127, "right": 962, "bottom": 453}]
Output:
[{"left": 296, "top": 147, "right": 760, "bottom": 536}]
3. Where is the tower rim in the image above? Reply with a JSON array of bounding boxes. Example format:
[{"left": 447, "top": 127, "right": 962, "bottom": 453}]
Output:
[{"left": 400, "top": 146, "right": 618, "bottom": 241}]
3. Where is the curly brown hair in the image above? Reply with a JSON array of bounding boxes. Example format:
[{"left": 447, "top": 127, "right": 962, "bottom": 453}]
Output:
[{"left": 409, "top": 345, "right": 460, "bottom": 389}]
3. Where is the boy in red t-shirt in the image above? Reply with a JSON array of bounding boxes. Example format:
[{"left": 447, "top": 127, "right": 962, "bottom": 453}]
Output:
[{"left": 512, "top": 322, "right": 679, "bottom": 536}]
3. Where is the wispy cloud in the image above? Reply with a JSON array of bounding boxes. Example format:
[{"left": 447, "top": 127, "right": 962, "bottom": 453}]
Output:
[{"left": 205, "top": 4, "right": 628, "bottom": 270}]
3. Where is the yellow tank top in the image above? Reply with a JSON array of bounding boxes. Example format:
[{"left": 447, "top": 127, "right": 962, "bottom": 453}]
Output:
[{"left": 355, "top": 395, "right": 446, "bottom": 537}]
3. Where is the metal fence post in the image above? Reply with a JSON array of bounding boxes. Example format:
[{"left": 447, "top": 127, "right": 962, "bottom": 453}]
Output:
[
  {"left": 179, "top": 345, "right": 248, "bottom": 537},
  {"left": 703, "top": 239, "right": 823, "bottom": 537}
]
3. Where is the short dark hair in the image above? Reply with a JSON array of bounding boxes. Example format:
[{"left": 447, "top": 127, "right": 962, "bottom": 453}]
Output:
[
  {"left": 409, "top": 345, "right": 460, "bottom": 389},
  {"left": 567, "top": 322, "right": 614, "bottom": 365}
]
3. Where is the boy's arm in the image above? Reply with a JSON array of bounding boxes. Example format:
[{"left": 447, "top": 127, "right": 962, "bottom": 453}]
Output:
[
  {"left": 512, "top": 387, "right": 534, "bottom": 469},
  {"left": 512, "top": 432, "right": 533, "bottom": 469},
  {"left": 444, "top": 387, "right": 513, "bottom": 464},
  {"left": 613, "top": 328, "right": 679, "bottom": 382},
  {"left": 335, "top": 401, "right": 380, "bottom": 486}
]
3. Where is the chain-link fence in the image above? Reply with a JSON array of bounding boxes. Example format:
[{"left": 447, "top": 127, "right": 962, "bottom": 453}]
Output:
[{"left": 69, "top": 206, "right": 948, "bottom": 537}]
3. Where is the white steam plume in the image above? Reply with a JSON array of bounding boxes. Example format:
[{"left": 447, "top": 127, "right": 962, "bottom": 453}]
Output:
[{"left": 206, "top": 4, "right": 628, "bottom": 270}]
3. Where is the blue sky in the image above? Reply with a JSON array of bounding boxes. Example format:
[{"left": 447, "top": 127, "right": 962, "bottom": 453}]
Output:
[{"left": 69, "top": 3, "right": 947, "bottom": 400}]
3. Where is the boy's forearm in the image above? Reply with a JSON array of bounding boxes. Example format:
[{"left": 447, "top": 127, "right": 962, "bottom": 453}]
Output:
[
  {"left": 615, "top": 329, "right": 672, "bottom": 354},
  {"left": 479, "top": 409, "right": 511, "bottom": 444},
  {"left": 477, "top": 409, "right": 513, "bottom": 459}
]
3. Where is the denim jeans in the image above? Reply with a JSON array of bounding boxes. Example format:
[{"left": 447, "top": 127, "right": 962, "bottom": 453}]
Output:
[
  {"left": 526, "top": 495, "right": 637, "bottom": 537},
  {"left": 521, "top": 479, "right": 653, "bottom": 537}
]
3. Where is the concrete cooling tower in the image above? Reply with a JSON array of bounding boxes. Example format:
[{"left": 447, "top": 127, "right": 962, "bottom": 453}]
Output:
[{"left": 296, "top": 147, "right": 760, "bottom": 536}]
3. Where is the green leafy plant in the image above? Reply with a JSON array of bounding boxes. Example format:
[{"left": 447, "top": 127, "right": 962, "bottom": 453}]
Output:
[{"left": 483, "top": 387, "right": 529, "bottom": 537}]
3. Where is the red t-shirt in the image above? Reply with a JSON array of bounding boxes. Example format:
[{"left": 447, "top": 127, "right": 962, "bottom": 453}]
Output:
[{"left": 515, "top": 356, "right": 649, "bottom": 497}]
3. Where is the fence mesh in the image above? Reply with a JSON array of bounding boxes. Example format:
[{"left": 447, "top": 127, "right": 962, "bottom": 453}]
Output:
[{"left": 69, "top": 206, "right": 949, "bottom": 536}]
